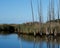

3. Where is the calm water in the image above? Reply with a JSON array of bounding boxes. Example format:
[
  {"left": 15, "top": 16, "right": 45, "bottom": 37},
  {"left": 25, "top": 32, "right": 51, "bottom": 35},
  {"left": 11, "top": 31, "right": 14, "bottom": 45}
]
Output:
[{"left": 0, "top": 33, "right": 60, "bottom": 48}]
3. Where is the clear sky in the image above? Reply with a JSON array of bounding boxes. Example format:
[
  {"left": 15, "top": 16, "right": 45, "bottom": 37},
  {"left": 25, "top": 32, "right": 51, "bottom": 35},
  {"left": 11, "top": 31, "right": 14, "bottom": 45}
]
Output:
[{"left": 0, "top": 0, "right": 58, "bottom": 24}]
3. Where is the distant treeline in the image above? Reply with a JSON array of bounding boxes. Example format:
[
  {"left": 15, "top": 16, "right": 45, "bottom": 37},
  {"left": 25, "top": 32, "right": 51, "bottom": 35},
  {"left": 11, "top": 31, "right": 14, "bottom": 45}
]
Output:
[{"left": 0, "top": 24, "right": 15, "bottom": 32}]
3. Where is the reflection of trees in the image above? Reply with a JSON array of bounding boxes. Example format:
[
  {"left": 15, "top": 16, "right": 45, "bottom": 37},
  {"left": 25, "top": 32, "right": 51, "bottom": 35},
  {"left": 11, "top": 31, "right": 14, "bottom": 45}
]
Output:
[
  {"left": 18, "top": 35, "right": 41, "bottom": 42},
  {"left": 39, "top": 38, "right": 43, "bottom": 48},
  {"left": 18, "top": 34, "right": 60, "bottom": 48},
  {"left": 33, "top": 37, "right": 36, "bottom": 48},
  {"left": 46, "top": 36, "right": 60, "bottom": 48},
  {"left": 0, "top": 25, "right": 15, "bottom": 32}
]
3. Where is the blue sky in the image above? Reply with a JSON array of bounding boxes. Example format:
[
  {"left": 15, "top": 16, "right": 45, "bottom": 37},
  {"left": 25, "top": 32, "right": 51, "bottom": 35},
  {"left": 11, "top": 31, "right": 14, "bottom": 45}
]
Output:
[{"left": 0, "top": 0, "right": 58, "bottom": 24}]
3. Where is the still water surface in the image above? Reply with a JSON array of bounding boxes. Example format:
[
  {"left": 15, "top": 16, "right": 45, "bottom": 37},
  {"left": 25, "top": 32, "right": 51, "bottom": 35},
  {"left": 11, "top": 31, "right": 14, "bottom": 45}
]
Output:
[{"left": 0, "top": 33, "right": 60, "bottom": 48}]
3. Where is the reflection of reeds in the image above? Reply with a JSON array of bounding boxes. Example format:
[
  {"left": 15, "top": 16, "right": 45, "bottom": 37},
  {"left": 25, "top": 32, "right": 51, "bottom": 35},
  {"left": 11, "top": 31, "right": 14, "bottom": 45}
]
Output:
[{"left": 18, "top": 34, "right": 60, "bottom": 45}]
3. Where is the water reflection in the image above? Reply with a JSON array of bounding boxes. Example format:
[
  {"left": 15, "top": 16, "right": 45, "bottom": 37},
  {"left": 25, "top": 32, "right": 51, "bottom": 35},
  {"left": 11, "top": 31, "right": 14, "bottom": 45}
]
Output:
[
  {"left": 18, "top": 35, "right": 60, "bottom": 48},
  {"left": 0, "top": 31, "right": 60, "bottom": 48}
]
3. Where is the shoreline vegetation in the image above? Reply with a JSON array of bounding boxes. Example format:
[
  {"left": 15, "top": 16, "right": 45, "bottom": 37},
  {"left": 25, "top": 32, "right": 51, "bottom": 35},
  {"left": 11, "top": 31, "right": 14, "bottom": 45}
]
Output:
[{"left": 0, "top": 19, "right": 60, "bottom": 36}]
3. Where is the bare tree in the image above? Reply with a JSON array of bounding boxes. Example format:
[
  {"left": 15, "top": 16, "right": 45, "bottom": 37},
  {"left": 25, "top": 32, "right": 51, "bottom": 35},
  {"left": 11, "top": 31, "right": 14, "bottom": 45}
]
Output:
[
  {"left": 57, "top": 0, "right": 60, "bottom": 23},
  {"left": 37, "top": 0, "right": 43, "bottom": 35},
  {"left": 51, "top": 0, "right": 55, "bottom": 21},
  {"left": 31, "top": 0, "right": 34, "bottom": 23}
]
